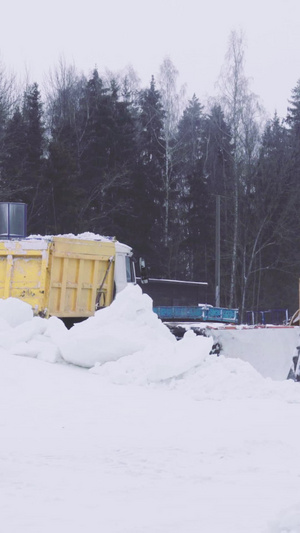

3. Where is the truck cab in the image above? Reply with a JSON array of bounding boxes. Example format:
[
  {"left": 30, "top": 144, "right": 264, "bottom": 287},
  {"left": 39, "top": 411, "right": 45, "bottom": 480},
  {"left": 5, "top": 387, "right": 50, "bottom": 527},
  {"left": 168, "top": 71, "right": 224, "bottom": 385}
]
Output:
[{"left": 112, "top": 241, "right": 136, "bottom": 295}]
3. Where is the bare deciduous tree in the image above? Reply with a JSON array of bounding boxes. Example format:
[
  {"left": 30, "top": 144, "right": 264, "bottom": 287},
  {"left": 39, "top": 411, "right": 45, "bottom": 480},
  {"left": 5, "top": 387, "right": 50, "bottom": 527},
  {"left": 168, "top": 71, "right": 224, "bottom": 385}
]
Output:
[
  {"left": 217, "top": 30, "right": 263, "bottom": 309},
  {"left": 158, "top": 57, "right": 186, "bottom": 247}
]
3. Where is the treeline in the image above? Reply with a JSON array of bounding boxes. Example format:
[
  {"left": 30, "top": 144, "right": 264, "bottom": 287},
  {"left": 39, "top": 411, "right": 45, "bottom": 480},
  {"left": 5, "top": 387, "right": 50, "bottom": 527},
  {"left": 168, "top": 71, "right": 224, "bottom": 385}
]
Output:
[{"left": 1, "top": 32, "right": 300, "bottom": 318}]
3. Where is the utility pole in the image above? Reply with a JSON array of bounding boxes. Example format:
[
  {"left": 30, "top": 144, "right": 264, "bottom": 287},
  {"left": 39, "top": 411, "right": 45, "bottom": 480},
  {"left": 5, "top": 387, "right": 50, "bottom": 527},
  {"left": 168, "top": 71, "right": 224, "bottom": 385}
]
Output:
[{"left": 215, "top": 195, "right": 221, "bottom": 307}]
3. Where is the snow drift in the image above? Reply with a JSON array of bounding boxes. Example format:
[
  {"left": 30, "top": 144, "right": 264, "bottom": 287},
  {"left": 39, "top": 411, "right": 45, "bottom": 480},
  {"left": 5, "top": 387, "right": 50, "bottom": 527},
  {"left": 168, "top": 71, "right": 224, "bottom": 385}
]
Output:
[
  {"left": 1, "top": 287, "right": 300, "bottom": 533},
  {"left": 58, "top": 285, "right": 176, "bottom": 367},
  {"left": 0, "top": 285, "right": 299, "bottom": 403}
]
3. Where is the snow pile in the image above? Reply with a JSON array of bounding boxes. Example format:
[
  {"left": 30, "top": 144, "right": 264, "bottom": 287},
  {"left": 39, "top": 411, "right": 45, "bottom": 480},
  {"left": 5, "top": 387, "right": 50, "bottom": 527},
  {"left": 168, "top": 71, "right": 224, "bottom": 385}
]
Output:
[
  {"left": 91, "top": 328, "right": 213, "bottom": 385},
  {"left": 58, "top": 285, "right": 177, "bottom": 367},
  {"left": 0, "top": 286, "right": 300, "bottom": 403},
  {"left": 9, "top": 317, "right": 66, "bottom": 363},
  {"left": 1, "top": 289, "right": 300, "bottom": 533},
  {"left": 0, "top": 298, "right": 66, "bottom": 363},
  {"left": 167, "top": 349, "right": 300, "bottom": 402},
  {"left": 0, "top": 297, "right": 33, "bottom": 327},
  {"left": 88, "top": 311, "right": 300, "bottom": 402}
]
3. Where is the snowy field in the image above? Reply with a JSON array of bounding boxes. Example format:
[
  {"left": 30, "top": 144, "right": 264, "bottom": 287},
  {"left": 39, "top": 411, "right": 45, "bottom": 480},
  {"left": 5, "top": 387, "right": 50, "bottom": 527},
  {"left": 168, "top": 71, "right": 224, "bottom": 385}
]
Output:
[{"left": 1, "top": 286, "right": 300, "bottom": 532}]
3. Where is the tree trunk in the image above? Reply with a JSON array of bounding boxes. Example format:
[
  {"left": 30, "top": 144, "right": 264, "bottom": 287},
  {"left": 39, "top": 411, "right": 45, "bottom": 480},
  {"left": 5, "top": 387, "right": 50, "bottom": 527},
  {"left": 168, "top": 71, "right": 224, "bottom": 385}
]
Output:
[{"left": 230, "top": 170, "right": 239, "bottom": 307}]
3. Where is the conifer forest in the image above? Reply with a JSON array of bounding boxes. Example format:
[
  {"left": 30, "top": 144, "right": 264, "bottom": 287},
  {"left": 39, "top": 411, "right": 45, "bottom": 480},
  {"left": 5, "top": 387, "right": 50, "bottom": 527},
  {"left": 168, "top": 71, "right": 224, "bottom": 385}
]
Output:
[{"left": 1, "top": 31, "right": 300, "bottom": 319}]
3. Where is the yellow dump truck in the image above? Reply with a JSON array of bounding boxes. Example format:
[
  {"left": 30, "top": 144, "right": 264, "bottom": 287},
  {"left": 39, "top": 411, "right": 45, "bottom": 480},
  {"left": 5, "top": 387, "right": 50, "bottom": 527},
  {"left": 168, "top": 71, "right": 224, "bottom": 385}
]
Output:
[{"left": 0, "top": 235, "right": 135, "bottom": 319}]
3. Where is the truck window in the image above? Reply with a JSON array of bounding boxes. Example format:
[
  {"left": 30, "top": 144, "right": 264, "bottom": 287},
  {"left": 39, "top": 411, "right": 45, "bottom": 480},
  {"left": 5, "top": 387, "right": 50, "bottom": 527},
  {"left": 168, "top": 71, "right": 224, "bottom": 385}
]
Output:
[{"left": 125, "top": 256, "right": 135, "bottom": 282}]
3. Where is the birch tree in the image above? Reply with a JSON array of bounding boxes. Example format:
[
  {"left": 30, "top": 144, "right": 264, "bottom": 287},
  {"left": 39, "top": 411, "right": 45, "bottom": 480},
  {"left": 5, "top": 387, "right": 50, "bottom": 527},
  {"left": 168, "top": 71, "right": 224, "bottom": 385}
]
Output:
[
  {"left": 158, "top": 57, "right": 185, "bottom": 248},
  {"left": 217, "top": 30, "right": 262, "bottom": 309}
]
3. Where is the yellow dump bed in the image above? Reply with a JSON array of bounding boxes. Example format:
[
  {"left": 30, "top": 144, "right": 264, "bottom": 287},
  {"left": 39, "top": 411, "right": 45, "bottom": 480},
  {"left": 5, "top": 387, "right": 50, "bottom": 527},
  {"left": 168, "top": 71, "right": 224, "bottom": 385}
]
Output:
[{"left": 0, "top": 236, "right": 116, "bottom": 318}]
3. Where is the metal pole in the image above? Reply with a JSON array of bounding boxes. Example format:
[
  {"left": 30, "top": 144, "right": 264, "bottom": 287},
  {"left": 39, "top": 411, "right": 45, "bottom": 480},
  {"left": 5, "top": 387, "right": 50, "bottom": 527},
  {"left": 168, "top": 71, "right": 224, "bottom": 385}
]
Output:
[{"left": 215, "top": 195, "right": 221, "bottom": 307}]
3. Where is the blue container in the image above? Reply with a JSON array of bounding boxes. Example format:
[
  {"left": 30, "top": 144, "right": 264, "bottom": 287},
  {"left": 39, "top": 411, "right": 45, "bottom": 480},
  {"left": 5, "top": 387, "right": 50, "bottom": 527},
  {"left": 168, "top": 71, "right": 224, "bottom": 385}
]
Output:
[{"left": 153, "top": 305, "right": 239, "bottom": 324}]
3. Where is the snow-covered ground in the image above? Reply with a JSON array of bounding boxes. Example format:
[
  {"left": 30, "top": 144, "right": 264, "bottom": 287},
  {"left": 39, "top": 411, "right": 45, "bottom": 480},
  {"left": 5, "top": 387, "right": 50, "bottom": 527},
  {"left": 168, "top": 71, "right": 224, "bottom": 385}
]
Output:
[{"left": 1, "top": 286, "right": 300, "bottom": 532}]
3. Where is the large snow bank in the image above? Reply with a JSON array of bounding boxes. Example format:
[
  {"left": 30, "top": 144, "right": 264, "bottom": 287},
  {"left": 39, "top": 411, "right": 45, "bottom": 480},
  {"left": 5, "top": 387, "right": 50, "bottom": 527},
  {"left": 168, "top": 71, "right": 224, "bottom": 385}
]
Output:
[
  {"left": 89, "top": 317, "right": 300, "bottom": 403},
  {"left": 0, "top": 298, "right": 66, "bottom": 363},
  {"left": 0, "top": 286, "right": 300, "bottom": 402},
  {"left": 1, "top": 288, "right": 300, "bottom": 533},
  {"left": 58, "top": 285, "right": 177, "bottom": 367},
  {"left": 91, "top": 328, "right": 213, "bottom": 385}
]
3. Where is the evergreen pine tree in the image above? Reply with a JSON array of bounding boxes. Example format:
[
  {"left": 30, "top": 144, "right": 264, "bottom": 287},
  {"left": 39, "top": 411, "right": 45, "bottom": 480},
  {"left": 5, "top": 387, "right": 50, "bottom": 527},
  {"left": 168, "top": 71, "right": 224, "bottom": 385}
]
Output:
[
  {"left": 21, "top": 83, "right": 47, "bottom": 233},
  {"left": 1, "top": 107, "right": 28, "bottom": 200},
  {"left": 175, "top": 95, "right": 212, "bottom": 284},
  {"left": 252, "top": 111, "right": 300, "bottom": 312},
  {"left": 203, "top": 104, "right": 234, "bottom": 304},
  {"left": 46, "top": 67, "right": 86, "bottom": 233},
  {"left": 78, "top": 70, "right": 137, "bottom": 239},
  {"left": 133, "top": 76, "right": 165, "bottom": 275},
  {"left": 287, "top": 79, "right": 300, "bottom": 137}
]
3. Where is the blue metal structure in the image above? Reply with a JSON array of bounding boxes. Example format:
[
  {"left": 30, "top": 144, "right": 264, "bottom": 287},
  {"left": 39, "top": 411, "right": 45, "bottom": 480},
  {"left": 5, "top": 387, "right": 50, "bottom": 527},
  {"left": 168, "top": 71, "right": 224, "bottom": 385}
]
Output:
[{"left": 153, "top": 305, "right": 239, "bottom": 324}]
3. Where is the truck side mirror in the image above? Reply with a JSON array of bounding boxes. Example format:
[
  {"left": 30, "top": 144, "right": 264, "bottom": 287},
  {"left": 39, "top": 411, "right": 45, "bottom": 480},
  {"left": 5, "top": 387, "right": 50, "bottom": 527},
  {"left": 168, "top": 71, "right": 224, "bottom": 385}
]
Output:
[{"left": 139, "top": 257, "right": 149, "bottom": 284}]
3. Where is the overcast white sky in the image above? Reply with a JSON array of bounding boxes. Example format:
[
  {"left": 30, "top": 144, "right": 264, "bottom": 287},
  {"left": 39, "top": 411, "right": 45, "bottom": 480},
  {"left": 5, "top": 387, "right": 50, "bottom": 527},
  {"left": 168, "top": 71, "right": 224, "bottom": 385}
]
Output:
[{"left": 1, "top": 0, "right": 300, "bottom": 118}]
